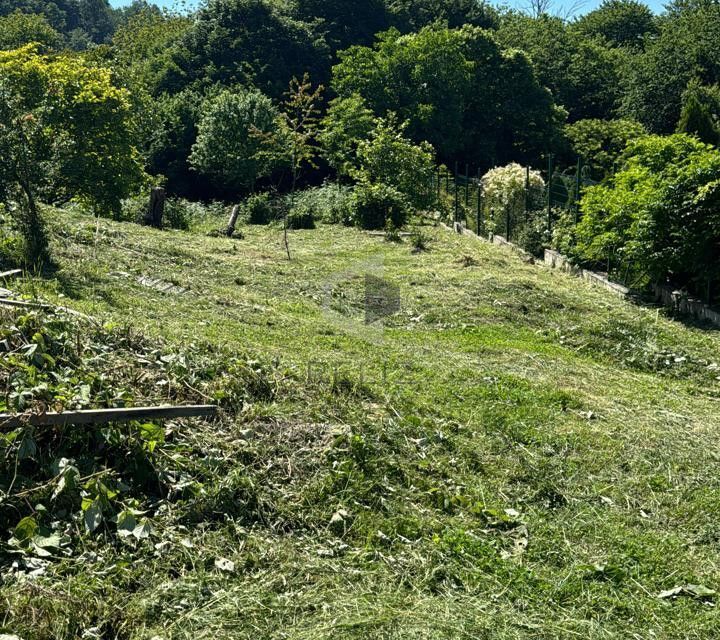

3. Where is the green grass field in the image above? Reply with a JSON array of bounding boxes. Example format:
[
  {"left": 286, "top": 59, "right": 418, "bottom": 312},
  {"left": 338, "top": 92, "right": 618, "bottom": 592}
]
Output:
[{"left": 2, "top": 209, "right": 720, "bottom": 639}]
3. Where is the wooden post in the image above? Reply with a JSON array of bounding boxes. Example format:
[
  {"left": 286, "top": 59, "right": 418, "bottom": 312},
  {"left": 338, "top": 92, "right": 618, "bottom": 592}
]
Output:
[
  {"left": 0, "top": 404, "right": 217, "bottom": 430},
  {"left": 146, "top": 187, "right": 166, "bottom": 229},
  {"left": 226, "top": 205, "right": 241, "bottom": 237}
]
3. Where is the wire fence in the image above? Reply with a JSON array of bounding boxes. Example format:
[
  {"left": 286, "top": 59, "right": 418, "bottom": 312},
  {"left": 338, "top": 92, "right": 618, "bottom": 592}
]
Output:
[{"left": 431, "top": 156, "right": 598, "bottom": 250}]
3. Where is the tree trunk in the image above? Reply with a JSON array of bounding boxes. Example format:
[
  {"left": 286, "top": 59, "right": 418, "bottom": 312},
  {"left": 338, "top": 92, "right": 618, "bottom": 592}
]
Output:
[
  {"left": 145, "top": 187, "right": 166, "bottom": 229},
  {"left": 226, "top": 205, "right": 241, "bottom": 237},
  {"left": 18, "top": 180, "right": 48, "bottom": 267}
]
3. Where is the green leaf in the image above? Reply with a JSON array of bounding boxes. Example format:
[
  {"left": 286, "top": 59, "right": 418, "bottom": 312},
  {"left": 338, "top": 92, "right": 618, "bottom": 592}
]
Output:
[
  {"left": 132, "top": 519, "right": 153, "bottom": 540},
  {"left": 84, "top": 499, "right": 103, "bottom": 533},
  {"left": 116, "top": 510, "right": 137, "bottom": 537},
  {"left": 14, "top": 516, "right": 37, "bottom": 543}
]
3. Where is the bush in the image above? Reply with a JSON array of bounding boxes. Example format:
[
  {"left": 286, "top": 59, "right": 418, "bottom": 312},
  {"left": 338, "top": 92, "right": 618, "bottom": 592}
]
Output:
[
  {"left": 287, "top": 211, "right": 316, "bottom": 230},
  {"left": 481, "top": 163, "right": 545, "bottom": 237},
  {"left": 120, "top": 196, "right": 225, "bottom": 231},
  {"left": 576, "top": 134, "right": 720, "bottom": 297},
  {"left": 350, "top": 182, "right": 410, "bottom": 230},
  {"left": 513, "top": 211, "right": 549, "bottom": 258},
  {"left": 353, "top": 115, "right": 435, "bottom": 211},
  {"left": 288, "top": 183, "right": 354, "bottom": 225},
  {"left": 243, "top": 192, "right": 274, "bottom": 225}
]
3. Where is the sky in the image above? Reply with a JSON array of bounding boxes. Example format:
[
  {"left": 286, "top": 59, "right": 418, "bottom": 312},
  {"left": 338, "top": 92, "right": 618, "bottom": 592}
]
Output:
[{"left": 108, "top": 0, "right": 669, "bottom": 16}]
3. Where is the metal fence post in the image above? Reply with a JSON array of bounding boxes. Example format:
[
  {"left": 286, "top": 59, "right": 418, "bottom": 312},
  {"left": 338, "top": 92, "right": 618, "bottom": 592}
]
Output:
[
  {"left": 525, "top": 166, "right": 530, "bottom": 219},
  {"left": 436, "top": 166, "right": 441, "bottom": 203},
  {"left": 454, "top": 161, "right": 459, "bottom": 223},
  {"left": 465, "top": 163, "right": 470, "bottom": 209},
  {"left": 476, "top": 168, "right": 482, "bottom": 236},
  {"left": 574, "top": 156, "right": 581, "bottom": 224},
  {"left": 505, "top": 206, "right": 511, "bottom": 241},
  {"left": 547, "top": 154, "right": 554, "bottom": 234}
]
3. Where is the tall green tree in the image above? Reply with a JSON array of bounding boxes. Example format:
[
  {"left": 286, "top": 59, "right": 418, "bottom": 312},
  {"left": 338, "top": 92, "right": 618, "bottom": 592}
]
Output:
[
  {"left": 622, "top": 1, "right": 720, "bottom": 132},
  {"left": 0, "top": 45, "right": 145, "bottom": 264},
  {"left": 189, "top": 88, "right": 279, "bottom": 194},
  {"left": 676, "top": 80, "right": 720, "bottom": 145},
  {"left": 332, "top": 25, "right": 563, "bottom": 168},
  {"left": 573, "top": 0, "right": 656, "bottom": 50},
  {"left": 295, "top": 0, "right": 389, "bottom": 52},
  {"left": 0, "top": 10, "right": 60, "bottom": 50},
  {"left": 166, "top": 0, "right": 330, "bottom": 99},
  {"left": 565, "top": 118, "right": 646, "bottom": 177},
  {"left": 319, "top": 93, "right": 376, "bottom": 177},
  {"left": 387, "top": 0, "right": 499, "bottom": 31},
  {"left": 497, "top": 13, "right": 625, "bottom": 122}
]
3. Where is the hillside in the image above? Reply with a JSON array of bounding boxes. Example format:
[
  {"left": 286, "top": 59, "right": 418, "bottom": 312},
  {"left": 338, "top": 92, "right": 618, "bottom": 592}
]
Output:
[{"left": 2, "top": 210, "right": 720, "bottom": 639}]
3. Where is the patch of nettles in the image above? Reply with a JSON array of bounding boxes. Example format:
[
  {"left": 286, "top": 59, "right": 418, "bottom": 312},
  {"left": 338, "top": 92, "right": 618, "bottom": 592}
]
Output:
[{"left": 0, "top": 307, "right": 276, "bottom": 575}]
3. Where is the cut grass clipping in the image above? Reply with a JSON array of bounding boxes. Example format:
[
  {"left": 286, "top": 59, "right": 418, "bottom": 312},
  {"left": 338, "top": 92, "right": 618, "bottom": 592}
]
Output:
[{"left": 2, "top": 208, "right": 720, "bottom": 639}]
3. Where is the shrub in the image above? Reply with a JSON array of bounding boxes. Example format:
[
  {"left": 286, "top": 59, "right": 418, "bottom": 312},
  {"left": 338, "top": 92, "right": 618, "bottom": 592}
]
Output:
[
  {"left": 481, "top": 163, "right": 545, "bottom": 237},
  {"left": 120, "top": 196, "right": 224, "bottom": 231},
  {"left": 350, "top": 182, "right": 410, "bottom": 230},
  {"left": 513, "top": 211, "right": 548, "bottom": 257},
  {"left": 576, "top": 134, "right": 720, "bottom": 298},
  {"left": 288, "top": 183, "right": 354, "bottom": 225},
  {"left": 353, "top": 115, "right": 435, "bottom": 211},
  {"left": 287, "top": 210, "right": 316, "bottom": 230},
  {"left": 243, "top": 192, "right": 274, "bottom": 225}
]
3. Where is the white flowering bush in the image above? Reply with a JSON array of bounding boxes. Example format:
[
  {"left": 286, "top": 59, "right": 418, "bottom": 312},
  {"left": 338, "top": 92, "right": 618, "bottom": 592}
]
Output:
[{"left": 481, "top": 163, "right": 545, "bottom": 236}]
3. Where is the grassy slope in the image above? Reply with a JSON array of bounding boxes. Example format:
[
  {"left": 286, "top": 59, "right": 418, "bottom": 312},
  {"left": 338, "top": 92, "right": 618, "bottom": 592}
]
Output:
[{"left": 4, "top": 209, "right": 720, "bottom": 638}]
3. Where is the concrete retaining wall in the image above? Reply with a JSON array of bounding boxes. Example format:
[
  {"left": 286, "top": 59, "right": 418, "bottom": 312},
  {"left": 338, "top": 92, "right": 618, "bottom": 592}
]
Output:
[
  {"left": 544, "top": 249, "right": 630, "bottom": 299},
  {"left": 651, "top": 284, "right": 720, "bottom": 327}
]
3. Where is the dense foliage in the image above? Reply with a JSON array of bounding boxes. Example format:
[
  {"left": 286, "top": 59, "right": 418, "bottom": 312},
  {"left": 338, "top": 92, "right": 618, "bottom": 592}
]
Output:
[
  {"left": 332, "top": 25, "right": 563, "bottom": 168},
  {"left": 574, "top": 134, "right": 720, "bottom": 298},
  {"left": 0, "top": 45, "right": 144, "bottom": 263},
  {"left": 1, "top": 0, "right": 720, "bottom": 293}
]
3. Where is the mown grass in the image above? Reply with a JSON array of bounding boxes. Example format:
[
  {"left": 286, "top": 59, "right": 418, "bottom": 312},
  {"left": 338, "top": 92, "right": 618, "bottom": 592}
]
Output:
[{"left": 2, "top": 208, "right": 720, "bottom": 639}]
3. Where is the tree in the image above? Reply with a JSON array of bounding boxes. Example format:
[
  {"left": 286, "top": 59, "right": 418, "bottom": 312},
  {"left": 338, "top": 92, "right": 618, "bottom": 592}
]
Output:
[
  {"left": 565, "top": 118, "right": 646, "bottom": 177},
  {"left": 0, "top": 10, "right": 60, "bottom": 51},
  {"left": 295, "top": 0, "right": 390, "bottom": 52},
  {"left": 573, "top": 0, "right": 656, "bottom": 50},
  {"left": 575, "top": 134, "right": 720, "bottom": 298},
  {"left": 676, "top": 80, "right": 720, "bottom": 145},
  {"left": 497, "top": 13, "right": 625, "bottom": 122},
  {"left": 318, "top": 94, "right": 376, "bottom": 177},
  {"left": 0, "top": 45, "right": 145, "bottom": 265},
  {"left": 332, "top": 25, "right": 563, "bottom": 168},
  {"left": 165, "top": 0, "right": 330, "bottom": 100},
  {"left": 255, "top": 74, "right": 324, "bottom": 258},
  {"left": 387, "top": 0, "right": 499, "bottom": 31},
  {"left": 189, "top": 88, "right": 279, "bottom": 194},
  {"left": 621, "top": 2, "right": 720, "bottom": 132},
  {"left": 353, "top": 114, "right": 435, "bottom": 211}
]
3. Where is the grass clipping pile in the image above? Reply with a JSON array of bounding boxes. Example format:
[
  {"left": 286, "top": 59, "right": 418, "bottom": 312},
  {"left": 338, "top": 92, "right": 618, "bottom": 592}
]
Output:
[{"left": 0, "top": 305, "right": 275, "bottom": 575}]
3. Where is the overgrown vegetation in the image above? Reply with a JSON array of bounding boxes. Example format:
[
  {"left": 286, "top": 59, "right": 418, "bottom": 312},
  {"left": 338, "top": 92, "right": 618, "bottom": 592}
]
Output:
[
  {"left": 2, "top": 210, "right": 720, "bottom": 638},
  {"left": 4, "top": 0, "right": 720, "bottom": 635}
]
